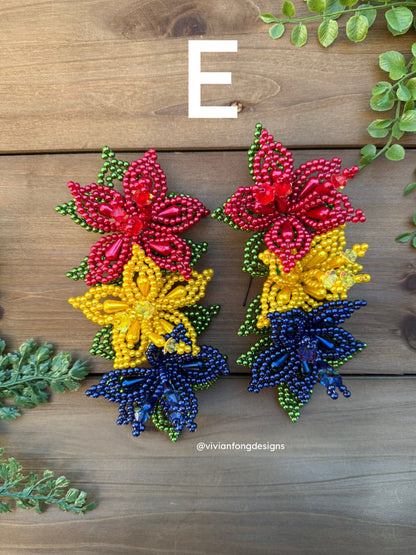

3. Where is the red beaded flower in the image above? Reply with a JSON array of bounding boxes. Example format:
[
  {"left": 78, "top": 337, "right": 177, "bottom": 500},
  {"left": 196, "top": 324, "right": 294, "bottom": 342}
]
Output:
[
  {"left": 67, "top": 149, "right": 209, "bottom": 284},
  {"left": 215, "top": 124, "right": 365, "bottom": 274}
]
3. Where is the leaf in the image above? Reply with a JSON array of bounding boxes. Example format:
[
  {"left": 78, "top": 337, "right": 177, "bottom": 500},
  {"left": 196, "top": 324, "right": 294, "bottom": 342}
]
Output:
[
  {"left": 318, "top": 18, "right": 338, "bottom": 47},
  {"left": 385, "top": 144, "right": 405, "bottom": 161},
  {"left": 412, "top": 43, "right": 416, "bottom": 58},
  {"left": 338, "top": 0, "right": 359, "bottom": 6},
  {"left": 404, "top": 99, "right": 415, "bottom": 113},
  {"left": 359, "top": 145, "right": 376, "bottom": 167},
  {"left": 395, "top": 232, "right": 412, "bottom": 242},
  {"left": 65, "top": 488, "right": 80, "bottom": 503},
  {"left": 391, "top": 121, "right": 404, "bottom": 140},
  {"left": 269, "top": 23, "right": 285, "bottom": 39},
  {"left": 406, "top": 78, "right": 416, "bottom": 100},
  {"left": 346, "top": 14, "right": 368, "bottom": 42},
  {"left": 242, "top": 231, "right": 268, "bottom": 277},
  {"left": 404, "top": 182, "right": 416, "bottom": 196},
  {"left": 399, "top": 110, "right": 416, "bottom": 132},
  {"left": 356, "top": 4, "right": 377, "bottom": 27},
  {"left": 367, "top": 119, "right": 393, "bottom": 138},
  {"left": 370, "top": 91, "right": 395, "bottom": 112},
  {"left": 324, "top": 0, "right": 344, "bottom": 19},
  {"left": 291, "top": 23, "right": 308, "bottom": 47},
  {"left": 0, "top": 406, "right": 22, "bottom": 420},
  {"left": 307, "top": 0, "right": 326, "bottom": 13},
  {"left": 360, "top": 143, "right": 377, "bottom": 159},
  {"left": 412, "top": 235, "right": 416, "bottom": 249},
  {"left": 413, "top": 213, "right": 416, "bottom": 226},
  {"left": 372, "top": 82, "right": 391, "bottom": 96},
  {"left": 282, "top": 1, "right": 295, "bottom": 17},
  {"left": 182, "top": 304, "right": 220, "bottom": 335},
  {"left": 0, "top": 501, "right": 12, "bottom": 513},
  {"left": 385, "top": 7, "right": 413, "bottom": 36},
  {"left": 397, "top": 83, "right": 412, "bottom": 102},
  {"left": 259, "top": 14, "right": 278, "bottom": 23},
  {"left": 379, "top": 51, "right": 406, "bottom": 80}
]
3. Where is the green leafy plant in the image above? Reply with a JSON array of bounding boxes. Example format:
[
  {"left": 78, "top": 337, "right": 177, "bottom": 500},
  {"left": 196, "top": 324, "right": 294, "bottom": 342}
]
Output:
[
  {"left": 0, "top": 338, "right": 88, "bottom": 420},
  {"left": 0, "top": 448, "right": 95, "bottom": 514},
  {"left": 359, "top": 44, "right": 416, "bottom": 166},
  {"left": 261, "top": 1, "right": 416, "bottom": 47},
  {"left": 0, "top": 338, "right": 95, "bottom": 513}
]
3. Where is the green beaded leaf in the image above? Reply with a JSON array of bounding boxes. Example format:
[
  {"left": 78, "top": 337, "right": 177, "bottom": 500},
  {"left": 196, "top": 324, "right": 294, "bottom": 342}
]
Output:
[
  {"left": 237, "top": 336, "right": 273, "bottom": 367},
  {"left": 242, "top": 231, "right": 268, "bottom": 277},
  {"left": 90, "top": 325, "right": 115, "bottom": 360},
  {"left": 184, "top": 238, "right": 208, "bottom": 269},
  {"left": 278, "top": 382, "right": 309, "bottom": 423},
  {"left": 211, "top": 205, "right": 239, "bottom": 229},
  {"left": 248, "top": 123, "right": 263, "bottom": 182},
  {"left": 182, "top": 304, "right": 220, "bottom": 336},
  {"left": 97, "top": 146, "right": 129, "bottom": 187},
  {"left": 55, "top": 200, "right": 105, "bottom": 234},
  {"left": 152, "top": 403, "right": 180, "bottom": 442},
  {"left": 66, "top": 256, "right": 89, "bottom": 282},
  {"left": 192, "top": 377, "right": 219, "bottom": 391},
  {"left": 238, "top": 294, "right": 268, "bottom": 336}
]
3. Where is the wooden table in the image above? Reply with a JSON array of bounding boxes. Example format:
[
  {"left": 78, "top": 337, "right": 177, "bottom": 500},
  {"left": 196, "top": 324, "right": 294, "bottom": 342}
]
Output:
[{"left": 1, "top": 1, "right": 416, "bottom": 553}]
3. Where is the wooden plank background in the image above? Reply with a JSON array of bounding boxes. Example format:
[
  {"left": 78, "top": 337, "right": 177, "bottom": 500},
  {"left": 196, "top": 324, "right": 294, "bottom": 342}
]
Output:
[{"left": 1, "top": 0, "right": 416, "bottom": 553}]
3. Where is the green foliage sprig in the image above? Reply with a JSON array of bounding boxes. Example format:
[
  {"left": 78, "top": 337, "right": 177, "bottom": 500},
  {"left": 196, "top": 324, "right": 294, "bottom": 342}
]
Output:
[
  {"left": 360, "top": 44, "right": 416, "bottom": 166},
  {"left": 0, "top": 339, "right": 88, "bottom": 420},
  {"left": 0, "top": 339, "right": 95, "bottom": 513},
  {"left": 0, "top": 448, "right": 95, "bottom": 514},
  {"left": 261, "top": 1, "right": 416, "bottom": 47}
]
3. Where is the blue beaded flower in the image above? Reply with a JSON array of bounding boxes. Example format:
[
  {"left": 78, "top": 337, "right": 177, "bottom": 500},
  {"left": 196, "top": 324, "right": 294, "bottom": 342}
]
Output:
[
  {"left": 86, "top": 325, "right": 229, "bottom": 440},
  {"left": 239, "top": 300, "right": 366, "bottom": 422}
]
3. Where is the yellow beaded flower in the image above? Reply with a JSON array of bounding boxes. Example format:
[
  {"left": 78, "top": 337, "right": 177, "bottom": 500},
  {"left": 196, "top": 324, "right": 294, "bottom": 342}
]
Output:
[
  {"left": 257, "top": 226, "right": 370, "bottom": 328},
  {"left": 69, "top": 245, "right": 213, "bottom": 368}
]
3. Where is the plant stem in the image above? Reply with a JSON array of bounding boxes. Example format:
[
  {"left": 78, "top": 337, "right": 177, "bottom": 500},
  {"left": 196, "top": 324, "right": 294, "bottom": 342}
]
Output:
[
  {"left": 359, "top": 98, "right": 403, "bottom": 170},
  {"left": 269, "top": 1, "right": 416, "bottom": 25}
]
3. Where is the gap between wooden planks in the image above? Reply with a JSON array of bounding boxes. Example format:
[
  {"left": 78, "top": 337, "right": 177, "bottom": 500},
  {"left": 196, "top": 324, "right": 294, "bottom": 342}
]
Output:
[{"left": 0, "top": 1, "right": 415, "bottom": 152}]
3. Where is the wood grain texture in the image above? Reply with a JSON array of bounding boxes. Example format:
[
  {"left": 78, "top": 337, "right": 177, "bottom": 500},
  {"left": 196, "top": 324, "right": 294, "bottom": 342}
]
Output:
[
  {"left": 2, "top": 2, "right": 416, "bottom": 552},
  {"left": 1, "top": 150, "right": 415, "bottom": 374},
  {"left": 1, "top": 377, "right": 416, "bottom": 554},
  {"left": 0, "top": 1, "right": 415, "bottom": 152}
]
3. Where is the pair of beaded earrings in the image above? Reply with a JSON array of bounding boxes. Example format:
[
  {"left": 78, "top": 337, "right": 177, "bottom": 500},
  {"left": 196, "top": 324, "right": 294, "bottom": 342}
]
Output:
[{"left": 56, "top": 124, "right": 369, "bottom": 440}]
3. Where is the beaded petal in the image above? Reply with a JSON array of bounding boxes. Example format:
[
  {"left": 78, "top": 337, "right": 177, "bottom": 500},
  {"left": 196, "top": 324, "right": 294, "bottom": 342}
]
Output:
[
  {"left": 86, "top": 325, "right": 229, "bottom": 441},
  {"left": 69, "top": 246, "right": 213, "bottom": 368},
  {"left": 57, "top": 148, "right": 209, "bottom": 284},
  {"left": 238, "top": 301, "right": 367, "bottom": 421},
  {"left": 213, "top": 124, "right": 365, "bottom": 275},
  {"left": 255, "top": 227, "right": 370, "bottom": 327}
]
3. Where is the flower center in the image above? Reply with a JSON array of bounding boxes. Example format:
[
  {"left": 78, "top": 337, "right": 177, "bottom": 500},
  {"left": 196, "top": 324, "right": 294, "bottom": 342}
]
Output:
[
  {"left": 253, "top": 173, "right": 292, "bottom": 214},
  {"left": 134, "top": 300, "right": 154, "bottom": 319}
]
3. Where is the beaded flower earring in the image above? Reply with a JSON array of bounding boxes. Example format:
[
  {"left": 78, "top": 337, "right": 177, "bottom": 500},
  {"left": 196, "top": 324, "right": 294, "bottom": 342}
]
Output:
[
  {"left": 213, "top": 124, "right": 370, "bottom": 421},
  {"left": 57, "top": 148, "right": 229, "bottom": 441}
]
